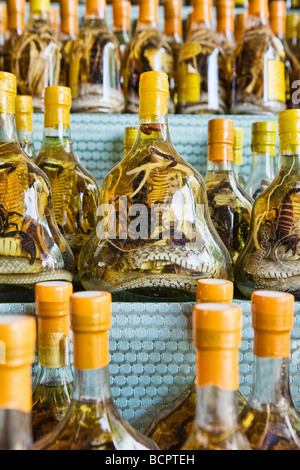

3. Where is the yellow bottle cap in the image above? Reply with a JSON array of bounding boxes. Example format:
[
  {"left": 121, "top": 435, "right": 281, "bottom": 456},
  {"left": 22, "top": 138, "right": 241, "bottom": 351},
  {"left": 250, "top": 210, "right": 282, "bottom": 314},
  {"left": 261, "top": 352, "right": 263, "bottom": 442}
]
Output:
[
  {"left": 44, "top": 86, "right": 72, "bottom": 128},
  {"left": 286, "top": 13, "right": 300, "bottom": 40},
  {"left": 251, "top": 290, "right": 294, "bottom": 358},
  {"left": 207, "top": 118, "right": 234, "bottom": 163},
  {"left": 251, "top": 121, "right": 277, "bottom": 156},
  {"left": 70, "top": 291, "right": 112, "bottom": 370},
  {"left": 196, "top": 279, "right": 234, "bottom": 304},
  {"left": 15, "top": 95, "right": 33, "bottom": 114},
  {"left": 279, "top": 109, "right": 300, "bottom": 150},
  {"left": 0, "top": 72, "right": 17, "bottom": 114},
  {"left": 30, "top": 0, "right": 50, "bottom": 13},
  {"left": 233, "top": 127, "right": 244, "bottom": 165},
  {"left": 193, "top": 303, "right": 242, "bottom": 390},
  {"left": 139, "top": 71, "right": 169, "bottom": 119}
]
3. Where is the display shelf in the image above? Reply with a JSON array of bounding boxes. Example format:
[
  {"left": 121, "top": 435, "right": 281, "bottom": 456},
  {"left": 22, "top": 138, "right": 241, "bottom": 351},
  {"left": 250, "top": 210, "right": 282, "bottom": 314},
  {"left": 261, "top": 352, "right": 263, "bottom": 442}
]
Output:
[
  {"left": 32, "top": 113, "right": 278, "bottom": 185},
  {"left": 1, "top": 300, "right": 300, "bottom": 432}
]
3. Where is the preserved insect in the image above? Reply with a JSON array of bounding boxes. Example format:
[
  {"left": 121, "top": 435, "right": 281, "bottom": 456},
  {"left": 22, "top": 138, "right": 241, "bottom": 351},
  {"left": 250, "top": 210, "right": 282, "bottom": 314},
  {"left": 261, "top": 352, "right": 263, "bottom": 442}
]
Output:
[
  {"left": 231, "top": 0, "right": 287, "bottom": 115},
  {"left": 234, "top": 109, "right": 300, "bottom": 300},
  {"left": 123, "top": 0, "right": 175, "bottom": 114},
  {"left": 69, "top": 0, "right": 124, "bottom": 113},
  {"left": 0, "top": 72, "right": 74, "bottom": 302},
  {"left": 78, "top": 72, "right": 232, "bottom": 301},
  {"left": 11, "top": 0, "right": 63, "bottom": 112},
  {"left": 177, "top": 0, "right": 229, "bottom": 114},
  {"left": 205, "top": 119, "right": 253, "bottom": 265}
]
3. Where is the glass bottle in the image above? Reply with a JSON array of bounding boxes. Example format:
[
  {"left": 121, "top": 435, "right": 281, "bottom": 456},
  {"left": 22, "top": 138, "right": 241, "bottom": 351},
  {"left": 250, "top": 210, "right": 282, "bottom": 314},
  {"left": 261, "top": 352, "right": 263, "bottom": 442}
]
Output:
[
  {"left": 0, "top": 72, "right": 74, "bottom": 303},
  {"left": 163, "top": 0, "right": 183, "bottom": 62},
  {"left": 59, "top": 0, "right": 79, "bottom": 88},
  {"left": 123, "top": 0, "right": 175, "bottom": 114},
  {"left": 286, "top": 14, "right": 300, "bottom": 63},
  {"left": 244, "top": 121, "right": 277, "bottom": 200},
  {"left": 234, "top": 12, "right": 247, "bottom": 43},
  {"left": 240, "top": 290, "right": 300, "bottom": 450},
  {"left": 123, "top": 126, "right": 138, "bottom": 157},
  {"left": 32, "top": 281, "right": 74, "bottom": 443},
  {"left": 146, "top": 278, "right": 248, "bottom": 450},
  {"left": 78, "top": 71, "right": 232, "bottom": 301},
  {"left": 269, "top": 0, "right": 300, "bottom": 109},
  {"left": 2, "top": 0, "right": 25, "bottom": 73},
  {"left": 231, "top": 0, "right": 287, "bottom": 115},
  {"left": 112, "top": 0, "right": 132, "bottom": 61},
  {"left": 181, "top": 302, "right": 251, "bottom": 450},
  {"left": 0, "top": 314, "right": 36, "bottom": 450},
  {"left": 69, "top": 0, "right": 124, "bottom": 113},
  {"left": 15, "top": 95, "right": 37, "bottom": 160},
  {"left": 234, "top": 109, "right": 300, "bottom": 300},
  {"left": 216, "top": 0, "right": 236, "bottom": 57},
  {"left": 233, "top": 127, "right": 246, "bottom": 188},
  {"left": 205, "top": 118, "right": 253, "bottom": 266},
  {"left": 11, "top": 0, "right": 63, "bottom": 112},
  {"left": 35, "top": 86, "right": 100, "bottom": 282},
  {"left": 177, "top": 0, "right": 229, "bottom": 114},
  {"left": 0, "top": 4, "right": 7, "bottom": 71},
  {"left": 35, "top": 291, "right": 158, "bottom": 450}
]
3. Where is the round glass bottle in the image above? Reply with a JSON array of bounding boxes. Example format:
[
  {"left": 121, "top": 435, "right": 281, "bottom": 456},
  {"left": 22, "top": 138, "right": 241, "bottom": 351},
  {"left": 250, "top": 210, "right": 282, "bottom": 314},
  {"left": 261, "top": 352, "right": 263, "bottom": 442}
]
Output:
[
  {"left": 234, "top": 109, "right": 300, "bottom": 300},
  {"left": 78, "top": 71, "right": 232, "bottom": 301}
]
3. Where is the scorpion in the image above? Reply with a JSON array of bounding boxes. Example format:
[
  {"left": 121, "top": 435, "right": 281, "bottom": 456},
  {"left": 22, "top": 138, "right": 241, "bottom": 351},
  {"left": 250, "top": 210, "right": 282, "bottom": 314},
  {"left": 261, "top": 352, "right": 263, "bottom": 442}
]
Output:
[{"left": 274, "top": 187, "right": 300, "bottom": 256}]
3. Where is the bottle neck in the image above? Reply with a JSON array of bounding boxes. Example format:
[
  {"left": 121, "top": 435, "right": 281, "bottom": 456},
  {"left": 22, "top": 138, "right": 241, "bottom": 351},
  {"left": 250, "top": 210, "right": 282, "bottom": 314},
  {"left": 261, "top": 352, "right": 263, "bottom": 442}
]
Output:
[
  {"left": 73, "top": 365, "right": 111, "bottom": 402},
  {"left": 0, "top": 112, "right": 19, "bottom": 143},
  {"left": 0, "top": 410, "right": 33, "bottom": 450},
  {"left": 136, "top": 91, "right": 170, "bottom": 144},
  {"left": 249, "top": 149, "right": 276, "bottom": 180},
  {"left": 37, "top": 364, "right": 73, "bottom": 387},
  {"left": 278, "top": 146, "right": 300, "bottom": 172},
  {"left": 216, "top": 13, "right": 234, "bottom": 38},
  {"left": 250, "top": 357, "right": 293, "bottom": 405},
  {"left": 195, "top": 385, "right": 239, "bottom": 430},
  {"left": 207, "top": 159, "right": 234, "bottom": 173},
  {"left": 61, "top": 16, "right": 78, "bottom": 36},
  {"left": 42, "top": 106, "right": 72, "bottom": 147}
]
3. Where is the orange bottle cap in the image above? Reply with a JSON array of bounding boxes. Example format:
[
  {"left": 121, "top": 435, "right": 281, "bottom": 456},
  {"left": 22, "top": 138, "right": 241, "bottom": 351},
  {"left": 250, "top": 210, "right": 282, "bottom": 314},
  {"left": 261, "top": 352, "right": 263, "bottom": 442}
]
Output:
[
  {"left": 234, "top": 12, "right": 247, "bottom": 42},
  {"left": 70, "top": 291, "right": 112, "bottom": 333},
  {"left": 216, "top": 0, "right": 234, "bottom": 34},
  {"left": 71, "top": 291, "right": 112, "bottom": 370},
  {"left": 251, "top": 290, "right": 294, "bottom": 358},
  {"left": 86, "top": 0, "right": 106, "bottom": 17},
  {"left": 138, "top": 0, "right": 159, "bottom": 24},
  {"left": 269, "top": 0, "right": 286, "bottom": 37},
  {"left": 35, "top": 281, "right": 73, "bottom": 305},
  {"left": 113, "top": 0, "right": 131, "bottom": 31},
  {"left": 0, "top": 315, "right": 36, "bottom": 367},
  {"left": 7, "top": 0, "right": 25, "bottom": 30},
  {"left": 191, "top": 0, "right": 212, "bottom": 25},
  {"left": 196, "top": 279, "right": 234, "bottom": 303},
  {"left": 164, "top": 0, "right": 182, "bottom": 37},
  {"left": 50, "top": 7, "right": 59, "bottom": 32},
  {"left": 193, "top": 303, "right": 242, "bottom": 390},
  {"left": 0, "top": 5, "right": 7, "bottom": 33},
  {"left": 248, "top": 0, "right": 269, "bottom": 18},
  {"left": 60, "top": 0, "right": 79, "bottom": 34},
  {"left": 207, "top": 118, "right": 234, "bottom": 163}
]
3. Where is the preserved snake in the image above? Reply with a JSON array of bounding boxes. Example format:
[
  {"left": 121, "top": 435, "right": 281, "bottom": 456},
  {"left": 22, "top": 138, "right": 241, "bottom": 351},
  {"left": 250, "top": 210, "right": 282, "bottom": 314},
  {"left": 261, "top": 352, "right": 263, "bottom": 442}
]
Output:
[{"left": 0, "top": 142, "right": 74, "bottom": 286}]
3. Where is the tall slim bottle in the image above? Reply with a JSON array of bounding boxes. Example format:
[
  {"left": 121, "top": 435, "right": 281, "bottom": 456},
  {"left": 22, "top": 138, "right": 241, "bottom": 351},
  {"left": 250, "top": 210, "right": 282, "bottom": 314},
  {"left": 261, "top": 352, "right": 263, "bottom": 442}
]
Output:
[
  {"left": 32, "top": 281, "right": 74, "bottom": 442},
  {"left": 233, "top": 127, "right": 246, "bottom": 188},
  {"left": 240, "top": 290, "right": 300, "bottom": 450},
  {"left": 59, "top": 0, "right": 79, "bottom": 88},
  {"left": 35, "top": 86, "right": 100, "bottom": 279},
  {"left": 181, "top": 302, "right": 251, "bottom": 450},
  {"left": 112, "top": 0, "right": 132, "bottom": 60},
  {"left": 234, "top": 109, "right": 300, "bottom": 300},
  {"left": 78, "top": 71, "right": 232, "bottom": 300},
  {"left": 69, "top": 0, "right": 124, "bottom": 113},
  {"left": 234, "top": 12, "right": 247, "bottom": 43},
  {"left": 0, "top": 4, "right": 7, "bottom": 71},
  {"left": 205, "top": 118, "right": 253, "bottom": 265},
  {"left": 0, "top": 315, "right": 36, "bottom": 450},
  {"left": 146, "top": 279, "right": 247, "bottom": 450},
  {"left": 35, "top": 291, "right": 158, "bottom": 450},
  {"left": 177, "top": 0, "right": 228, "bottom": 114},
  {"left": 0, "top": 72, "right": 74, "bottom": 303},
  {"left": 15, "top": 95, "right": 37, "bottom": 160},
  {"left": 231, "top": 0, "right": 287, "bottom": 114},
  {"left": 3, "top": 0, "right": 25, "bottom": 73},
  {"left": 163, "top": 0, "right": 183, "bottom": 62},
  {"left": 123, "top": 0, "right": 175, "bottom": 114},
  {"left": 11, "top": 0, "right": 63, "bottom": 112},
  {"left": 269, "top": 0, "right": 300, "bottom": 109},
  {"left": 244, "top": 121, "right": 277, "bottom": 200}
]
